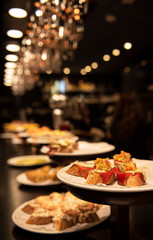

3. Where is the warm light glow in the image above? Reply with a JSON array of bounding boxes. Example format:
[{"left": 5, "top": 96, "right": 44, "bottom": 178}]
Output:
[
  {"left": 80, "top": 69, "right": 86, "bottom": 75},
  {"left": 52, "top": 14, "right": 57, "bottom": 21},
  {"left": 17, "top": 68, "right": 23, "bottom": 74},
  {"left": 34, "top": 2, "right": 40, "bottom": 8},
  {"left": 5, "top": 54, "right": 18, "bottom": 62},
  {"left": 25, "top": 69, "right": 31, "bottom": 75},
  {"left": 53, "top": 108, "right": 62, "bottom": 115},
  {"left": 5, "top": 62, "right": 17, "bottom": 68},
  {"left": 84, "top": 65, "right": 91, "bottom": 72},
  {"left": 46, "top": 70, "right": 52, "bottom": 74},
  {"left": 4, "top": 68, "right": 15, "bottom": 74},
  {"left": 40, "top": 0, "right": 48, "bottom": 3},
  {"left": 4, "top": 74, "right": 13, "bottom": 79},
  {"left": 74, "top": 8, "right": 80, "bottom": 15},
  {"left": 63, "top": 67, "right": 70, "bottom": 74},
  {"left": 7, "top": 29, "right": 23, "bottom": 38},
  {"left": 35, "top": 10, "right": 43, "bottom": 17},
  {"left": 124, "top": 42, "right": 132, "bottom": 50},
  {"left": 55, "top": 0, "right": 59, "bottom": 6},
  {"left": 26, "top": 39, "right": 32, "bottom": 45},
  {"left": 8, "top": 8, "right": 27, "bottom": 18},
  {"left": 91, "top": 62, "right": 98, "bottom": 69},
  {"left": 41, "top": 51, "right": 47, "bottom": 60},
  {"left": 38, "top": 41, "right": 43, "bottom": 47},
  {"left": 4, "top": 73, "right": 14, "bottom": 79},
  {"left": 103, "top": 54, "right": 111, "bottom": 61},
  {"left": 124, "top": 66, "right": 131, "bottom": 73},
  {"left": 4, "top": 0, "right": 89, "bottom": 94},
  {"left": 112, "top": 49, "right": 120, "bottom": 56},
  {"left": 74, "top": 15, "right": 80, "bottom": 21},
  {"left": 105, "top": 14, "right": 117, "bottom": 23},
  {"left": 59, "top": 26, "right": 64, "bottom": 38},
  {"left": 6, "top": 44, "right": 20, "bottom": 52},
  {"left": 4, "top": 80, "right": 13, "bottom": 87},
  {"left": 140, "top": 60, "right": 147, "bottom": 67}
]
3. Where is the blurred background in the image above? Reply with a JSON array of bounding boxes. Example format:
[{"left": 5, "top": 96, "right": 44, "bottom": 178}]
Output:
[{"left": 0, "top": 0, "right": 153, "bottom": 157}]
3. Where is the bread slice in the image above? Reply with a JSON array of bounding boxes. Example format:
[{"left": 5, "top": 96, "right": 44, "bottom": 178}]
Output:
[
  {"left": 78, "top": 210, "right": 100, "bottom": 223},
  {"left": 25, "top": 165, "right": 51, "bottom": 182},
  {"left": 21, "top": 191, "right": 103, "bottom": 230},
  {"left": 116, "top": 170, "right": 146, "bottom": 186},
  {"left": 53, "top": 209, "right": 76, "bottom": 231},
  {"left": 66, "top": 161, "right": 95, "bottom": 178},
  {"left": 22, "top": 200, "right": 41, "bottom": 214},
  {"left": 86, "top": 168, "right": 116, "bottom": 185},
  {"left": 26, "top": 207, "right": 55, "bottom": 225},
  {"left": 26, "top": 215, "right": 53, "bottom": 225}
]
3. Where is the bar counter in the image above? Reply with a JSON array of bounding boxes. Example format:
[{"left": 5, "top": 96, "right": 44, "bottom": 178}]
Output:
[{"left": 1, "top": 138, "right": 153, "bottom": 240}]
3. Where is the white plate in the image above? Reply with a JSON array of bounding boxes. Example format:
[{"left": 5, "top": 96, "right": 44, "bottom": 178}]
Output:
[
  {"left": 12, "top": 201, "right": 110, "bottom": 234},
  {"left": 16, "top": 169, "right": 62, "bottom": 186},
  {"left": 27, "top": 136, "right": 79, "bottom": 145},
  {"left": 41, "top": 141, "right": 115, "bottom": 156},
  {"left": 57, "top": 159, "right": 153, "bottom": 193},
  {"left": 7, "top": 155, "right": 52, "bottom": 167},
  {"left": 26, "top": 137, "right": 51, "bottom": 145}
]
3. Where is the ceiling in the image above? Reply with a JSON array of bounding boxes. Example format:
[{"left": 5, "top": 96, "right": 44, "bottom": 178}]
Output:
[{"left": 1, "top": 0, "right": 153, "bottom": 85}]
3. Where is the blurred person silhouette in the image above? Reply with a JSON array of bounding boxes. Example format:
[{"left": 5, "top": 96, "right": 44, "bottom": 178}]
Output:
[{"left": 108, "top": 92, "right": 152, "bottom": 159}]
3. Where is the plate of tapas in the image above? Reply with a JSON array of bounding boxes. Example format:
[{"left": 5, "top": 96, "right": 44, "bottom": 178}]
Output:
[
  {"left": 7, "top": 155, "right": 52, "bottom": 167},
  {"left": 41, "top": 141, "right": 115, "bottom": 157},
  {"left": 12, "top": 191, "right": 110, "bottom": 234},
  {"left": 57, "top": 151, "right": 153, "bottom": 192},
  {"left": 3, "top": 121, "right": 39, "bottom": 133},
  {"left": 26, "top": 127, "right": 78, "bottom": 141},
  {"left": 16, "top": 165, "right": 63, "bottom": 186}
]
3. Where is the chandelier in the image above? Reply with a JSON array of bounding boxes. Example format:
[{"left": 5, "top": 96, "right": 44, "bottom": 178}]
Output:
[{"left": 9, "top": 0, "right": 89, "bottom": 95}]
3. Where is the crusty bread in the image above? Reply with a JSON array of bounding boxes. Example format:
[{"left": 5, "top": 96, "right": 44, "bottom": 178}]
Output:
[
  {"left": 66, "top": 161, "right": 95, "bottom": 178},
  {"left": 22, "top": 200, "right": 41, "bottom": 214},
  {"left": 25, "top": 165, "right": 63, "bottom": 183},
  {"left": 86, "top": 169, "right": 115, "bottom": 185},
  {"left": 23, "top": 191, "right": 102, "bottom": 230},
  {"left": 53, "top": 212, "right": 75, "bottom": 231},
  {"left": 26, "top": 207, "right": 55, "bottom": 225},
  {"left": 22, "top": 204, "right": 36, "bottom": 214},
  {"left": 26, "top": 215, "right": 53, "bottom": 225},
  {"left": 25, "top": 165, "right": 51, "bottom": 182},
  {"left": 78, "top": 210, "right": 100, "bottom": 223},
  {"left": 116, "top": 171, "right": 145, "bottom": 186},
  {"left": 126, "top": 173, "right": 145, "bottom": 186}
]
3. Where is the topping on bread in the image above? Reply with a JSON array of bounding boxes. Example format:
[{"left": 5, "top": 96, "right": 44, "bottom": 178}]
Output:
[
  {"left": 22, "top": 191, "right": 102, "bottom": 230},
  {"left": 113, "top": 150, "right": 146, "bottom": 186},
  {"left": 66, "top": 161, "right": 95, "bottom": 178},
  {"left": 113, "top": 150, "right": 132, "bottom": 166},
  {"left": 116, "top": 169, "right": 145, "bottom": 186},
  {"left": 94, "top": 158, "right": 113, "bottom": 171},
  {"left": 86, "top": 168, "right": 116, "bottom": 185}
]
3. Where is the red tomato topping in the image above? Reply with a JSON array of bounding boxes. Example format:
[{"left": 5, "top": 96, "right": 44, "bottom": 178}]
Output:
[
  {"left": 116, "top": 171, "right": 145, "bottom": 185},
  {"left": 116, "top": 171, "right": 132, "bottom": 185},
  {"left": 78, "top": 165, "right": 95, "bottom": 172},
  {"left": 98, "top": 167, "right": 116, "bottom": 183}
]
